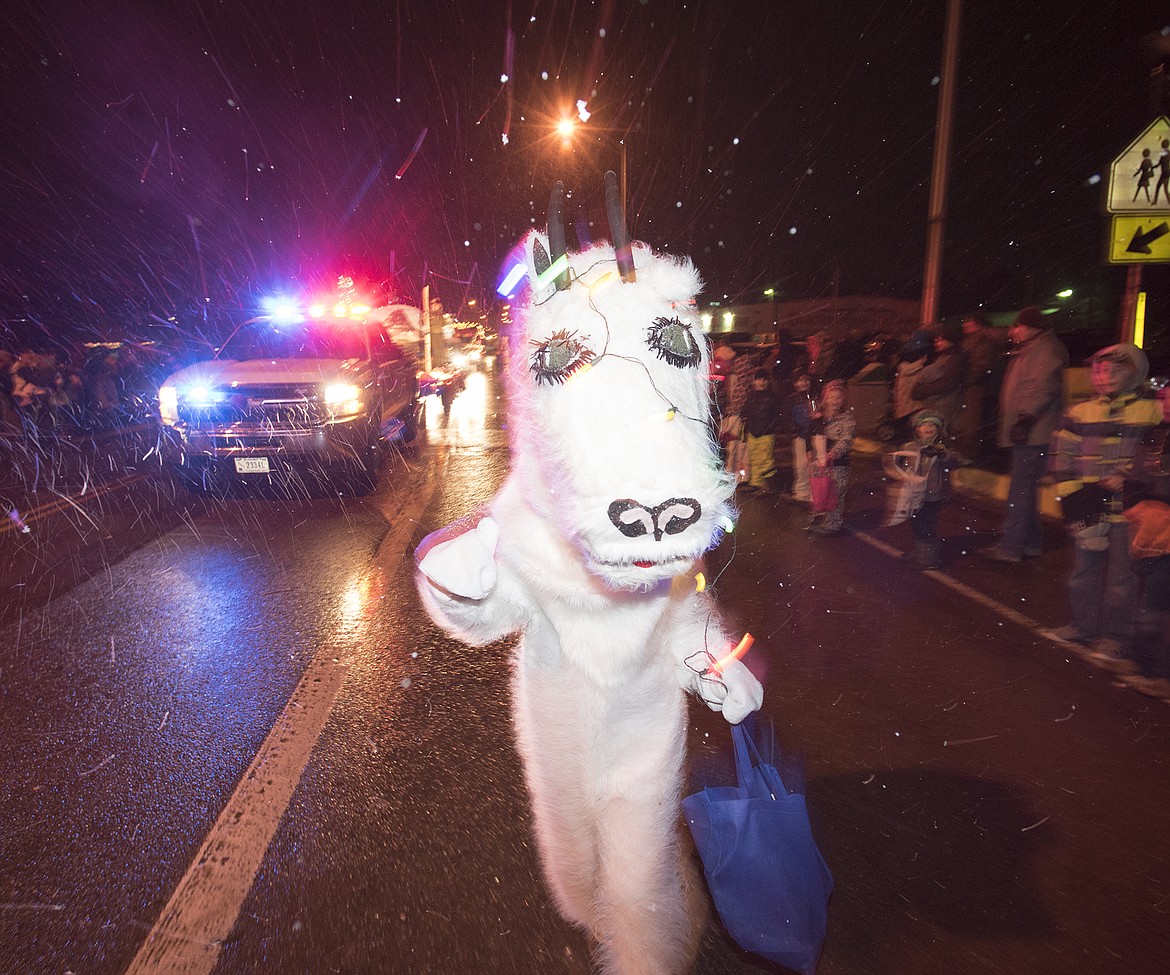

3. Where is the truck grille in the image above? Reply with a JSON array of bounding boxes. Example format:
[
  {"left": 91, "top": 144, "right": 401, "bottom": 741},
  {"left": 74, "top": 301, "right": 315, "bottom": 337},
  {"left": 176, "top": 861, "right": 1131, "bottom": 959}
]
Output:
[{"left": 178, "top": 384, "right": 325, "bottom": 428}]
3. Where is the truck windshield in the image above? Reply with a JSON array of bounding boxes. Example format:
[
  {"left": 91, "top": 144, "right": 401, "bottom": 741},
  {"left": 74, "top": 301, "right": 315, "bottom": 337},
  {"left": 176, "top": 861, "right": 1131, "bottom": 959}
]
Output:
[{"left": 218, "top": 321, "right": 370, "bottom": 361}]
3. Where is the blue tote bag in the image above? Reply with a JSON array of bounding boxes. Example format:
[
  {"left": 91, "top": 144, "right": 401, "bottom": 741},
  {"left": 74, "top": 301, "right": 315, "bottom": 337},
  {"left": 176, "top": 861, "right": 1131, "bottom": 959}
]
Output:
[{"left": 683, "top": 722, "right": 833, "bottom": 973}]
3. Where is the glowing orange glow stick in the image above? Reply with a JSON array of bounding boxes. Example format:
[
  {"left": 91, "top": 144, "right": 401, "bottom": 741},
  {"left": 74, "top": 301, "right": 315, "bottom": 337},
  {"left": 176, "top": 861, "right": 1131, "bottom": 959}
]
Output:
[{"left": 707, "top": 632, "right": 753, "bottom": 675}]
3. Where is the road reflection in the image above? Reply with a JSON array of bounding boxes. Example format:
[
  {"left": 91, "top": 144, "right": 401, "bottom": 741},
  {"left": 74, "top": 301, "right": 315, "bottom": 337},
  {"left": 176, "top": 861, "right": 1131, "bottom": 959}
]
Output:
[{"left": 425, "top": 369, "right": 493, "bottom": 445}]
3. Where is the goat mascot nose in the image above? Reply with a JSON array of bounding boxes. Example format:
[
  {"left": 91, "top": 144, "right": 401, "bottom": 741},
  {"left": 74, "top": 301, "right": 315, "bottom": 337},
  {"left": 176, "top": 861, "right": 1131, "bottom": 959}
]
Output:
[{"left": 607, "top": 497, "right": 702, "bottom": 542}]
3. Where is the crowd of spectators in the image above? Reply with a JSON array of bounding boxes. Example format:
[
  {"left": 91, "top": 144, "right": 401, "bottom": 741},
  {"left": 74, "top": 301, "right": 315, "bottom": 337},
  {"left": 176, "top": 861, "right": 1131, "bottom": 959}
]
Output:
[
  {"left": 714, "top": 309, "right": 1170, "bottom": 699},
  {"left": 0, "top": 343, "right": 155, "bottom": 435}
]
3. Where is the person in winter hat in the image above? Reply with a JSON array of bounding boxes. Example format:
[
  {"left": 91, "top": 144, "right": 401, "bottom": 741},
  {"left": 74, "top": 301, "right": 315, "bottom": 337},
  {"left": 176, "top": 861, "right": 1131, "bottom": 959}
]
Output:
[
  {"left": 912, "top": 322, "right": 969, "bottom": 440},
  {"left": 882, "top": 410, "right": 958, "bottom": 569},
  {"left": 1047, "top": 342, "right": 1163, "bottom": 668},
  {"left": 891, "top": 329, "right": 933, "bottom": 442},
  {"left": 980, "top": 307, "right": 1069, "bottom": 564},
  {"left": 900, "top": 328, "right": 934, "bottom": 359}
]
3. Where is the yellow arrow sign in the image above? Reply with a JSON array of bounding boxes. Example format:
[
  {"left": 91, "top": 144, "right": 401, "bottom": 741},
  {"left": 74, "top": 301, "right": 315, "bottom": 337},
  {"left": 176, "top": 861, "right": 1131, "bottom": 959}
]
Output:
[{"left": 1107, "top": 214, "right": 1170, "bottom": 263}]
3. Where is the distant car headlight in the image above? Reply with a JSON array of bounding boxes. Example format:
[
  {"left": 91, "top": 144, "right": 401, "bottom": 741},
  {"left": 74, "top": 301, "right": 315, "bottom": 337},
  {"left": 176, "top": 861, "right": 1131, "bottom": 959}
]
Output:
[
  {"left": 159, "top": 385, "right": 178, "bottom": 425},
  {"left": 322, "top": 382, "right": 362, "bottom": 414}
]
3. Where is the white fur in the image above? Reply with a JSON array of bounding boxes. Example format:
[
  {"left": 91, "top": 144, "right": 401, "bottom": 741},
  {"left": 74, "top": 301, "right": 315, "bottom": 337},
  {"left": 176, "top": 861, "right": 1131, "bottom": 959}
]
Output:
[{"left": 416, "top": 231, "right": 763, "bottom": 974}]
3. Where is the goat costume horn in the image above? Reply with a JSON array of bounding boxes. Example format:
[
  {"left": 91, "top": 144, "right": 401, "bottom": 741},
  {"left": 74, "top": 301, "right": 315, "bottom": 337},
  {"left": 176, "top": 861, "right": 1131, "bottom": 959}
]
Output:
[
  {"left": 548, "top": 180, "right": 570, "bottom": 291},
  {"left": 605, "top": 169, "right": 636, "bottom": 283}
]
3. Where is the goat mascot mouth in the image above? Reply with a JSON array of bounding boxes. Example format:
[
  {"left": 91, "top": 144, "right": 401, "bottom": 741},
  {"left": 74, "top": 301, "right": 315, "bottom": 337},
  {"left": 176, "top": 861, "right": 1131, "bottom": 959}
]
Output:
[{"left": 415, "top": 172, "right": 762, "bottom": 975}]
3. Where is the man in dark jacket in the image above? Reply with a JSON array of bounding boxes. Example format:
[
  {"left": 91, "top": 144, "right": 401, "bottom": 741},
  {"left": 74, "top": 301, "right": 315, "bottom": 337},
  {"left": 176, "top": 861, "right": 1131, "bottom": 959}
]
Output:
[
  {"left": 959, "top": 313, "right": 1008, "bottom": 460},
  {"left": 980, "top": 306, "right": 1069, "bottom": 563},
  {"left": 912, "top": 321, "right": 968, "bottom": 438}
]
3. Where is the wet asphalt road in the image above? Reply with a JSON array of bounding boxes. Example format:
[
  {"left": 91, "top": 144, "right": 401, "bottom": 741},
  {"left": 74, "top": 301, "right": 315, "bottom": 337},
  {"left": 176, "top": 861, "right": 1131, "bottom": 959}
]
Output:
[{"left": 1, "top": 368, "right": 1168, "bottom": 975}]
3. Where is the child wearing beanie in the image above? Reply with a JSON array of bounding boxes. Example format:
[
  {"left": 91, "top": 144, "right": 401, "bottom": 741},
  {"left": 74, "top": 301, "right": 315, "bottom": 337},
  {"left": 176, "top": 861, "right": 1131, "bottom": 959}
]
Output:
[{"left": 882, "top": 410, "right": 957, "bottom": 569}]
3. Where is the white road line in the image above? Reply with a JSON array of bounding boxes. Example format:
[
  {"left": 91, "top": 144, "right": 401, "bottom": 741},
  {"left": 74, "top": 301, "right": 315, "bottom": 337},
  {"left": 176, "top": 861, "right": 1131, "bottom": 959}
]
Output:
[
  {"left": 124, "top": 474, "right": 437, "bottom": 975},
  {"left": 851, "top": 528, "right": 1106, "bottom": 664},
  {"left": 853, "top": 529, "right": 1045, "bottom": 629}
]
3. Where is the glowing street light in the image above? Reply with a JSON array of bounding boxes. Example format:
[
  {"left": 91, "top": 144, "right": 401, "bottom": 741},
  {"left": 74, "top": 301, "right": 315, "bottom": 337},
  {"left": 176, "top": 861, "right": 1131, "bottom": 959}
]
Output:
[
  {"left": 764, "top": 287, "right": 778, "bottom": 326},
  {"left": 553, "top": 104, "right": 628, "bottom": 213},
  {"left": 556, "top": 117, "right": 576, "bottom": 149},
  {"left": 1057, "top": 288, "right": 1074, "bottom": 299}
]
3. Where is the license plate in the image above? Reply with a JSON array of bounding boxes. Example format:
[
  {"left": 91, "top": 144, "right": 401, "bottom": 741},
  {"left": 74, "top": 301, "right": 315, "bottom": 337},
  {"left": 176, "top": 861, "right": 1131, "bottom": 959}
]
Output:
[{"left": 234, "top": 456, "right": 271, "bottom": 474}]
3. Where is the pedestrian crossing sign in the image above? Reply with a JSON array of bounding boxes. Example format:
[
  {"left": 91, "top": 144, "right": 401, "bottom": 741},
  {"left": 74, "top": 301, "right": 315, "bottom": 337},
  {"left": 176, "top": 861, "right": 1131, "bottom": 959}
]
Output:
[{"left": 1106, "top": 116, "right": 1170, "bottom": 214}]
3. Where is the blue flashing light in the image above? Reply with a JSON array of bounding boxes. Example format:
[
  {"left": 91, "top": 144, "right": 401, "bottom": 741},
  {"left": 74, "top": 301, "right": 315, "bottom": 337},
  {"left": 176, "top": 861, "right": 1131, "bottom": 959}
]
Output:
[{"left": 262, "top": 295, "right": 303, "bottom": 324}]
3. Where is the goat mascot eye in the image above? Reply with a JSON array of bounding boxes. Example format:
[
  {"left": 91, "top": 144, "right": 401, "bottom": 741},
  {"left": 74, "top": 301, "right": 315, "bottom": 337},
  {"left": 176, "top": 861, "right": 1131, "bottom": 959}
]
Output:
[
  {"left": 529, "top": 329, "right": 596, "bottom": 385},
  {"left": 647, "top": 317, "right": 701, "bottom": 369}
]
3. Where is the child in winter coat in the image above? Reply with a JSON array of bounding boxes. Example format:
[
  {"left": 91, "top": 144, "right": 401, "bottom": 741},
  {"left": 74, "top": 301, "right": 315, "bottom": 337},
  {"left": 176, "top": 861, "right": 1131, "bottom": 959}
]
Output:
[
  {"left": 882, "top": 410, "right": 955, "bottom": 569},
  {"left": 1049, "top": 343, "right": 1162, "bottom": 666},
  {"left": 1121, "top": 379, "right": 1170, "bottom": 693},
  {"left": 809, "top": 380, "right": 855, "bottom": 535},
  {"left": 741, "top": 367, "right": 782, "bottom": 491}
]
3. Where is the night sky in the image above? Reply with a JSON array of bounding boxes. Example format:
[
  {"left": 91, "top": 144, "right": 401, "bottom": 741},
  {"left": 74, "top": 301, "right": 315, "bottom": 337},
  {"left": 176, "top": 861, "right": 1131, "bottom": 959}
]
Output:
[{"left": 1, "top": 0, "right": 1168, "bottom": 350}]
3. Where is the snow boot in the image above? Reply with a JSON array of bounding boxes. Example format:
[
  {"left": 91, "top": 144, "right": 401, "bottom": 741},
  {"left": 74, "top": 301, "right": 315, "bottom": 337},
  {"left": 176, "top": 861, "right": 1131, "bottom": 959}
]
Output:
[{"left": 902, "top": 542, "right": 940, "bottom": 570}]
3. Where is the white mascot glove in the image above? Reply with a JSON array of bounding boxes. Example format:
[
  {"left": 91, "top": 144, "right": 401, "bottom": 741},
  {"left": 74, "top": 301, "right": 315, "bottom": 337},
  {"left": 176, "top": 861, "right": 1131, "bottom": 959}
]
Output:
[
  {"left": 417, "top": 517, "right": 500, "bottom": 599},
  {"left": 686, "top": 652, "right": 763, "bottom": 725}
]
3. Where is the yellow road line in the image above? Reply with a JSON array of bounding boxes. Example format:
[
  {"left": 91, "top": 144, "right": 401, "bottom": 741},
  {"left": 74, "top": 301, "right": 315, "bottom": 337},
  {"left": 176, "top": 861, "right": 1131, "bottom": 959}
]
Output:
[{"left": 1, "top": 472, "right": 155, "bottom": 536}]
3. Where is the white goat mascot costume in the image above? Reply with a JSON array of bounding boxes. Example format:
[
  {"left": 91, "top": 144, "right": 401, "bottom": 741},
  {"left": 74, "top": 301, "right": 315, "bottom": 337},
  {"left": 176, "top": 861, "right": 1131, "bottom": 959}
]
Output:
[{"left": 415, "top": 175, "right": 763, "bottom": 974}]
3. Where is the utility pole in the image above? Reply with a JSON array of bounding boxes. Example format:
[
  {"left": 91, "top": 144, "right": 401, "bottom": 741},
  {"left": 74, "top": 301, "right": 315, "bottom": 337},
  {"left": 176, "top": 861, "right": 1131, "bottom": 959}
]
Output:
[
  {"left": 619, "top": 140, "right": 627, "bottom": 216},
  {"left": 920, "top": 0, "right": 962, "bottom": 326},
  {"left": 422, "top": 281, "right": 432, "bottom": 372}
]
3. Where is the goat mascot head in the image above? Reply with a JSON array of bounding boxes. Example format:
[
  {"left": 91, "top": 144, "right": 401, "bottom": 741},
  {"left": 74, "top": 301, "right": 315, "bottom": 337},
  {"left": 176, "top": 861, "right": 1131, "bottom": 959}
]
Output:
[{"left": 502, "top": 173, "right": 736, "bottom": 591}]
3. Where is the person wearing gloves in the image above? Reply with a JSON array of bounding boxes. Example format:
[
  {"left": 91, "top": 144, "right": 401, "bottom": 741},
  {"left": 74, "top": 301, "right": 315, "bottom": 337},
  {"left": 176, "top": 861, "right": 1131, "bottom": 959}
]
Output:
[
  {"left": 980, "top": 306, "right": 1069, "bottom": 563},
  {"left": 1047, "top": 343, "right": 1163, "bottom": 668}
]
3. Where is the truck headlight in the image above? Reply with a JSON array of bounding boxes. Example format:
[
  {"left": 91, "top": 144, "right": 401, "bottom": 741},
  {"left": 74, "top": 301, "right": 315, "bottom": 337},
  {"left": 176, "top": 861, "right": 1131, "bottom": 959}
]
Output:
[
  {"left": 322, "top": 382, "right": 362, "bottom": 415},
  {"left": 184, "top": 384, "right": 226, "bottom": 407},
  {"left": 159, "top": 385, "right": 179, "bottom": 425}
]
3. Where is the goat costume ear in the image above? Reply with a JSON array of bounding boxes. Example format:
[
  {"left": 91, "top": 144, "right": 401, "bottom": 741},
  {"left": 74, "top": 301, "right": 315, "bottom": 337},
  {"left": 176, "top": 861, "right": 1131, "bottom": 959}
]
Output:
[
  {"left": 524, "top": 231, "right": 556, "bottom": 303},
  {"left": 523, "top": 180, "right": 571, "bottom": 302}
]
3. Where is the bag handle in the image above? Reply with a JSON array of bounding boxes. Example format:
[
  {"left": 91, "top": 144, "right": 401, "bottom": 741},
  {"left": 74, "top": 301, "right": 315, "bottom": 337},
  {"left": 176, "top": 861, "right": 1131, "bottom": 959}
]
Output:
[{"left": 732, "top": 723, "right": 784, "bottom": 800}]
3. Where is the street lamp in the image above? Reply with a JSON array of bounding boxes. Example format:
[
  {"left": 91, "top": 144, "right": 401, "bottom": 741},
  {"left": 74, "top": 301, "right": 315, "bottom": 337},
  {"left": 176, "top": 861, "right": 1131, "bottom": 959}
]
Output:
[
  {"left": 553, "top": 110, "right": 629, "bottom": 214},
  {"left": 555, "top": 117, "right": 575, "bottom": 148}
]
